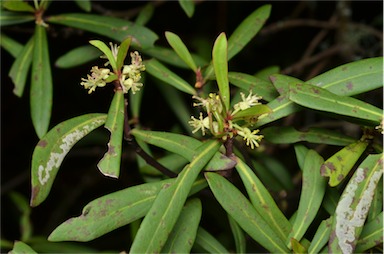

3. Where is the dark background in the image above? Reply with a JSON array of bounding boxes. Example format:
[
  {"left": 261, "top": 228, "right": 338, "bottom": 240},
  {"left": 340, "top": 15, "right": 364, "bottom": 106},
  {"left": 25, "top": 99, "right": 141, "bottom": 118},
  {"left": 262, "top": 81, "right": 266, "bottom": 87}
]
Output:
[{"left": 1, "top": 1, "right": 382, "bottom": 252}]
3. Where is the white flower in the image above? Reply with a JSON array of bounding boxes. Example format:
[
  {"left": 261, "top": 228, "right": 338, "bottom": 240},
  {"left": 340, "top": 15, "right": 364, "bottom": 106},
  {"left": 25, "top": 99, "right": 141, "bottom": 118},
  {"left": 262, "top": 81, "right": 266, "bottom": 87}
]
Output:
[
  {"left": 120, "top": 51, "right": 145, "bottom": 94},
  {"left": 189, "top": 113, "right": 210, "bottom": 135},
  {"left": 80, "top": 66, "right": 110, "bottom": 94},
  {"left": 233, "top": 91, "right": 262, "bottom": 114},
  {"left": 236, "top": 127, "right": 263, "bottom": 149}
]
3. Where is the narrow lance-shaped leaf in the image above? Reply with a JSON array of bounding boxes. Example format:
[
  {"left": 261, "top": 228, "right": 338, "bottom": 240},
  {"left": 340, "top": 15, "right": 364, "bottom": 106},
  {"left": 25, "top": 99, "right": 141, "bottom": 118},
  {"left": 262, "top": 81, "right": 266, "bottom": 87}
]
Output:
[
  {"left": 367, "top": 177, "right": 383, "bottom": 221},
  {"left": 329, "top": 154, "right": 383, "bottom": 254},
  {"left": 308, "top": 217, "right": 333, "bottom": 254},
  {"left": 2, "top": 0, "right": 35, "bottom": 12},
  {"left": 165, "top": 31, "right": 197, "bottom": 72},
  {"left": 48, "top": 178, "right": 207, "bottom": 242},
  {"left": 0, "top": 11, "right": 35, "bottom": 26},
  {"left": 288, "top": 150, "right": 326, "bottom": 248},
  {"left": 205, "top": 172, "right": 290, "bottom": 253},
  {"left": 1, "top": 33, "right": 23, "bottom": 57},
  {"left": 89, "top": 40, "right": 117, "bottom": 72},
  {"left": 10, "top": 241, "right": 37, "bottom": 254},
  {"left": 55, "top": 45, "right": 101, "bottom": 69},
  {"left": 320, "top": 140, "right": 368, "bottom": 187},
  {"left": 178, "top": 0, "right": 195, "bottom": 18},
  {"left": 116, "top": 37, "right": 132, "bottom": 71},
  {"left": 129, "top": 141, "right": 220, "bottom": 253},
  {"left": 194, "top": 227, "right": 230, "bottom": 253},
  {"left": 135, "top": 3, "right": 154, "bottom": 26},
  {"left": 9, "top": 35, "right": 34, "bottom": 97},
  {"left": 212, "top": 32, "right": 230, "bottom": 110},
  {"left": 74, "top": 0, "right": 91, "bottom": 12},
  {"left": 31, "top": 24, "right": 52, "bottom": 138},
  {"left": 289, "top": 83, "right": 382, "bottom": 125},
  {"left": 97, "top": 91, "right": 124, "bottom": 178},
  {"left": 232, "top": 104, "right": 271, "bottom": 121},
  {"left": 228, "top": 214, "right": 246, "bottom": 254},
  {"left": 355, "top": 212, "right": 383, "bottom": 253},
  {"left": 162, "top": 198, "right": 202, "bottom": 253},
  {"left": 30, "top": 114, "right": 107, "bottom": 207}
]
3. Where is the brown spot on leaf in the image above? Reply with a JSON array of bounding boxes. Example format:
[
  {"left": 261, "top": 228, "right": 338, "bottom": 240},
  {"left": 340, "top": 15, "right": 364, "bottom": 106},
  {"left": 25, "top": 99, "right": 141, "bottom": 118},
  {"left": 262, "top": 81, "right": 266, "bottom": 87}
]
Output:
[
  {"left": 37, "top": 140, "right": 48, "bottom": 147},
  {"left": 108, "top": 145, "right": 115, "bottom": 155},
  {"left": 346, "top": 82, "right": 354, "bottom": 91},
  {"left": 337, "top": 174, "right": 345, "bottom": 181},
  {"left": 337, "top": 155, "right": 343, "bottom": 161},
  {"left": 30, "top": 186, "right": 40, "bottom": 207},
  {"left": 269, "top": 75, "right": 276, "bottom": 83}
]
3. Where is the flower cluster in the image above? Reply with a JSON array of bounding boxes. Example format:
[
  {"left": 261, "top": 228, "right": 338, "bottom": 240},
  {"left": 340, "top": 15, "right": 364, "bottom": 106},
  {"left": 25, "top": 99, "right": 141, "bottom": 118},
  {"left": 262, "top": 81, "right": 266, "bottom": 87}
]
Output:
[
  {"left": 120, "top": 51, "right": 146, "bottom": 94},
  {"left": 189, "top": 91, "right": 264, "bottom": 149},
  {"left": 80, "top": 66, "right": 111, "bottom": 94}
]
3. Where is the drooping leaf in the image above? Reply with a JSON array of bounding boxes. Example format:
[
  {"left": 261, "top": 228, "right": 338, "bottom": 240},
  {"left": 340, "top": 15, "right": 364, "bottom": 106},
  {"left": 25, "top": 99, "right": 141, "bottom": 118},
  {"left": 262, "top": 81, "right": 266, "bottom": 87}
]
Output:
[
  {"left": 135, "top": 3, "right": 154, "bottom": 26},
  {"left": 227, "top": 4, "right": 271, "bottom": 60},
  {"left": 228, "top": 72, "right": 278, "bottom": 102},
  {"left": 2, "top": 0, "right": 35, "bottom": 12},
  {"left": 235, "top": 158, "right": 291, "bottom": 242},
  {"left": 228, "top": 214, "right": 246, "bottom": 253},
  {"left": 30, "top": 114, "right": 107, "bottom": 207},
  {"left": 74, "top": 0, "right": 91, "bottom": 12},
  {"left": 329, "top": 154, "right": 383, "bottom": 254},
  {"left": 162, "top": 198, "right": 202, "bottom": 253},
  {"left": 47, "top": 13, "right": 158, "bottom": 49},
  {"left": 130, "top": 129, "right": 236, "bottom": 171},
  {"left": 212, "top": 32, "right": 230, "bottom": 110},
  {"left": 320, "top": 140, "right": 368, "bottom": 187},
  {"left": 89, "top": 40, "right": 117, "bottom": 71},
  {"left": 116, "top": 37, "right": 132, "bottom": 71},
  {"left": 55, "top": 45, "right": 101, "bottom": 68},
  {"left": 30, "top": 24, "right": 52, "bottom": 138},
  {"left": 194, "top": 227, "right": 230, "bottom": 253},
  {"left": 165, "top": 31, "right": 197, "bottom": 72},
  {"left": 9, "top": 241, "right": 37, "bottom": 254},
  {"left": 0, "top": 10, "right": 35, "bottom": 26},
  {"left": 355, "top": 212, "right": 383, "bottom": 253},
  {"left": 0, "top": 33, "right": 23, "bottom": 57},
  {"left": 289, "top": 83, "right": 382, "bottom": 125},
  {"left": 144, "top": 58, "right": 196, "bottom": 95},
  {"left": 307, "top": 57, "right": 383, "bottom": 96},
  {"left": 308, "top": 217, "right": 333, "bottom": 254},
  {"left": 9, "top": 36, "right": 34, "bottom": 97},
  {"left": 97, "top": 91, "right": 124, "bottom": 178},
  {"left": 129, "top": 141, "right": 220, "bottom": 253},
  {"left": 263, "top": 126, "right": 356, "bottom": 146},
  {"left": 178, "top": 0, "right": 195, "bottom": 18},
  {"left": 288, "top": 150, "right": 326, "bottom": 249},
  {"left": 205, "top": 172, "right": 290, "bottom": 253}
]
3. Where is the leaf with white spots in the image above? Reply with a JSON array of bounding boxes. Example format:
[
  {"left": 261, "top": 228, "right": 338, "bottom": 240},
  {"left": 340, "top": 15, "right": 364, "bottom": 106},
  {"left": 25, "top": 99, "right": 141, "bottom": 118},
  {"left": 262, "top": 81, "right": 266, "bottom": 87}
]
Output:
[
  {"left": 329, "top": 153, "right": 383, "bottom": 254},
  {"left": 30, "top": 113, "right": 107, "bottom": 207}
]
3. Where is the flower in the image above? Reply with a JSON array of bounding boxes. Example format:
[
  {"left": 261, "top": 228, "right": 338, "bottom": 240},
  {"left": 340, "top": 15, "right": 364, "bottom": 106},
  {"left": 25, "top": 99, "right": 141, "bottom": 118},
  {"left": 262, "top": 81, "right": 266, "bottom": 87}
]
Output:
[
  {"left": 189, "top": 112, "right": 210, "bottom": 135},
  {"left": 236, "top": 127, "right": 263, "bottom": 149},
  {"left": 233, "top": 91, "right": 262, "bottom": 114},
  {"left": 120, "top": 51, "right": 145, "bottom": 94},
  {"left": 80, "top": 66, "right": 110, "bottom": 94},
  {"left": 193, "top": 93, "right": 223, "bottom": 114}
]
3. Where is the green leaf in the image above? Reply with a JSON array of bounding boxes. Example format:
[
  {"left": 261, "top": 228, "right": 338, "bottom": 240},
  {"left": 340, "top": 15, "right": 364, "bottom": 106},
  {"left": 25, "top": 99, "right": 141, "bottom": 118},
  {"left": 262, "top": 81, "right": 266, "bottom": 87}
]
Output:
[
  {"left": 135, "top": 3, "right": 154, "bottom": 26},
  {"left": 329, "top": 154, "right": 383, "bottom": 254},
  {"left": 355, "top": 212, "right": 383, "bottom": 252},
  {"left": 165, "top": 31, "right": 197, "bottom": 72},
  {"left": 205, "top": 172, "right": 290, "bottom": 253},
  {"left": 288, "top": 150, "right": 326, "bottom": 249},
  {"left": 307, "top": 57, "right": 383, "bottom": 96},
  {"left": 48, "top": 178, "right": 207, "bottom": 242},
  {"left": 55, "top": 45, "right": 101, "bottom": 68},
  {"left": 9, "top": 192, "right": 32, "bottom": 242},
  {"left": 289, "top": 83, "right": 382, "bottom": 125},
  {"left": 232, "top": 104, "right": 271, "bottom": 121},
  {"left": 308, "top": 217, "right": 333, "bottom": 254},
  {"left": 47, "top": 13, "right": 158, "bottom": 49},
  {"left": 145, "top": 58, "right": 196, "bottom": 95},
  {"left": 2, "top": 0, "right": 35, "bottom": 12},
  {"left": 97, "top": 91, "right": 124, "bottom": 178},
  {"left": 89, "top": 40, "right": 117, "bottom": 71},
  {"left": 290, "top": 238, "right": 307, "bottom": 254},
  {"left": 140, "top": 153, "right": 187, "bottom": 176},
  {"left": 213, "top": 32, "right": 230, "bottom": 110},
  {"left": 30, "top": 114, "right": 107, "bottom": 207},
  {"left": 0, "top": 33, "right": 23, "bottom": 57},
  {"left": 322, "top": 188, "right": 340, "bottom": 215},
  {"left": 236, "top": 158, "right": 291, "bottom": 241},
  {"left": 228, "top": 214, "right": 246, "bottom": 253},
  {"left": 270, "top": 73, "right": 303, "bottom": 95},
  {"left": 9, "top": 241, "right": 37, "bottom": 254},
  {"left": 31, "top": 25, "right": 52, "bottom": 138},
  {"left": 129, "top": 78, "right": 144, "bottom": 119},
  {"left": 228, "top": 72, "right": 278, "bottom": 102},
  {"left": 130, "top": 129, "right": 236, "bottom": 171},
  {"left": 320, "top": 140, "right": 368, "bottom": 187},
  {"left": 368, "top": 177, "right": 383, "bottom": 221},
  {"left": 263, "top": 126, "right": 356, "bottom": 146},
  {"left": 162, "top": 198, "right": 202, "bottom": 253},
  {"left": 294, "top": 144, "right": 309, "bottom": 171},
  {"left": 129, "top": 141, "right": 220, "bottom": 253},
  {"left": 254, "top": 65, "right": 280, "bottom": 82},
  {"left": 9, "top": 36, "right": 34, "bottom": 97},
  {"left": 194, "top": 227, "right": 230, "bottom": 253},
  {"left": 178, "top": 0, "right": 195, "bottom": 18},
  {"left": 227, "top": 4, "right": 271, "bottom": 60},
  {"left": 74, "top": 0, "right": 91, "bottom": 12},
  {"left": 116, "top": 37, "right": 132, "bottom": 71},
  {"left": 0, "top": 10, "right": 35, "bottom": 26}
]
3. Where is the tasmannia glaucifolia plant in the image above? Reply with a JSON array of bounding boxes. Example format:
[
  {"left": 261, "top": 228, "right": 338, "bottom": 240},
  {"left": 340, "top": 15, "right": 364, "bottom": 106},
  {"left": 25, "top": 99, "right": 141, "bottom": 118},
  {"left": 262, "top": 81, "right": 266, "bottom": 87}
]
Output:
[{"left": 1, "top": 0, "right": 383, "bottom": 253}]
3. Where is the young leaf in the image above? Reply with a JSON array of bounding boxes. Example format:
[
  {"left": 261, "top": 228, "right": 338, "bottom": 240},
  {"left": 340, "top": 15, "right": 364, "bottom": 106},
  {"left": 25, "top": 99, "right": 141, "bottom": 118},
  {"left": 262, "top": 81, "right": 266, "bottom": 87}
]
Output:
[
  {"left": 289, "top": 83, "right": 382, "bottom": 125},
  {"left": 31, "top": 25, "right": 52, "bottom": 138},
  {"left": 89, "top": 40, "right": 117, "bottom": 71},
  {"left": 194, "top": 227, "right": 230, "bottom": 253},
  {"left": 2, "top": 0, "right": 35, "bottom": 12},
  {"left": 227, "top": 4, "right": 271, "bottom": 60},
  {"left": 355, "top": 212, "right": 383, "bottom": 253},
  {"left": 178, "top": 0, "right": 195, "bottom": 18},
  {"left": 30, "top": 114, "right": 107, "bottom": 207},
  {"left": 308, "top": 217, "right": 333, "bottom": 254},
  {"left": 288, "top": 150, "right": 326, "bottom": 249},
  {"left": 263, "top": 126, "right": 356, "bottom": 146},
  {"left": 232, "top": 104, "right": 271, "bottom": 121},
  {"left": 129, "top": 141, "right": 220, "bottom": 253},
  {"left": 329, "top": 154, "right": 383, "bottom": 254},
  {"left": 212, "top": 32, "right": 230, "bottom": 110},
  {"left": 162, "top": 198, "right": 202, "bottom": 253},
  {"left": 97, "top": 91, "right": 124, "bottom": 178},
  {"left": 165, "top": 31, "right": 197, "bottom": 72},
  {"left": 235, "top": 158, "right": 291, "bottom": 242},
  {"left": 116, "top": 37, "right": 132, "bottom": 71},
  {"left": 228, "top": 72, "right": 278, "bottom": 102},
  {"left": 1, "top": 33, "right": 23, "bottom": 57},
  {"left": 144, "top": 58, "right": 196, "bottom": 95},
  {"left": 307, "top": 57, "right": 383, "bottom": 96},
  {"left": 0, "top": 11, "right": 35, "bottom": 26},
  {"left": 228, "top": 215, "right": 246, "bottom": 253},
  {"left": 205, "top": 172, "right": 290, "bottom": 253},
  {"left": 55, "top": 45, "right": 101, "bottom": 69},
  {"left": 47, "top": 13, "right": 158, "bottom": 49},
  {"left": 9, "top": 241, "right": 37, "bottom": 254},
  {"left": 9, "top": 36, "right": 34, "bottom": 97},
  {"left": 320, "top": 140, "right": 368, "bottom": 187}
]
